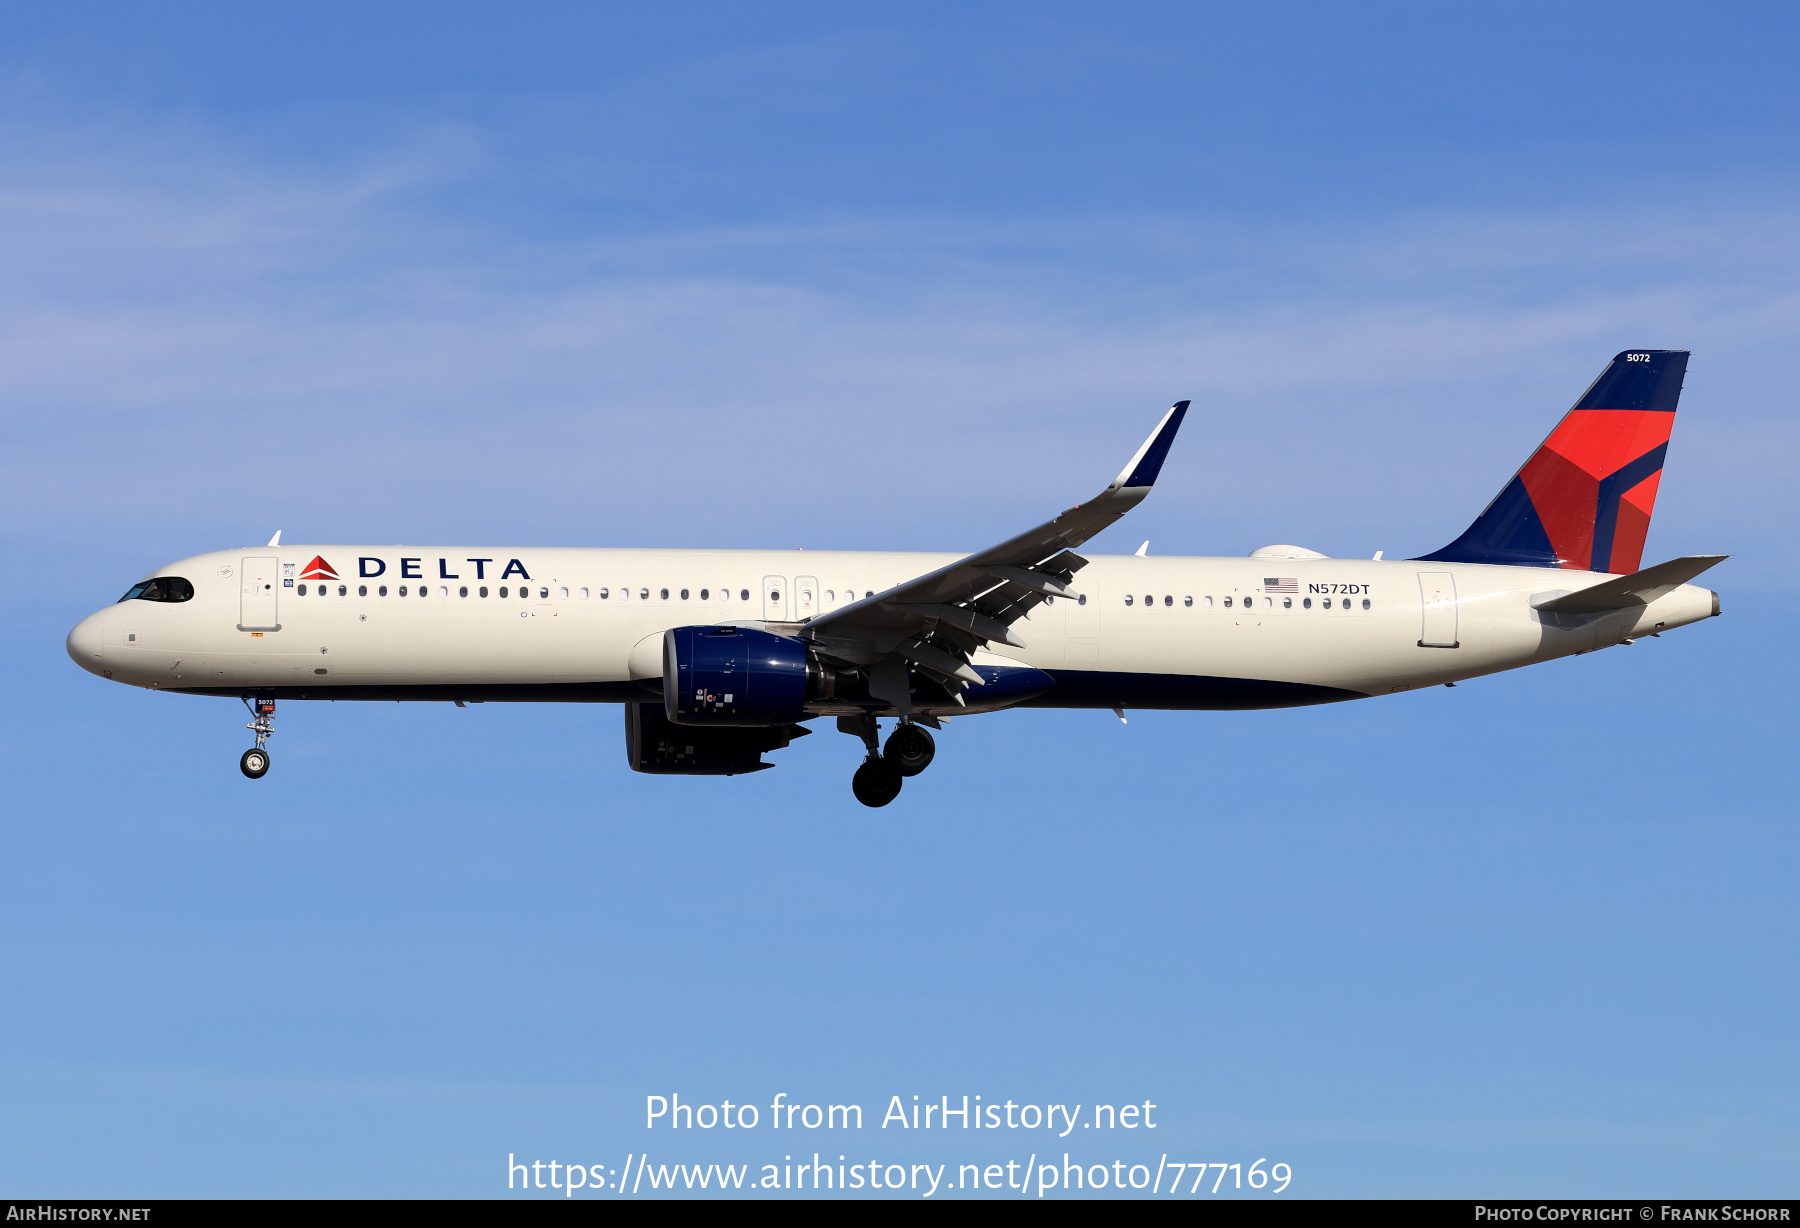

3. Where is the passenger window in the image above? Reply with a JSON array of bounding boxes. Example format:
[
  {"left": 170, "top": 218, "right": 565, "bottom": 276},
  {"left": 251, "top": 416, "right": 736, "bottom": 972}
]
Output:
[
  {"left": 337, "top": 584, "right": 346, "bottom": 596},
  {"left": 1223, "top": 596, "right": 1232, "bottom": 608},
  {"left": 641, "top": 588, "right": 650, "bottom": 600},
  {"left": 740, "top": 589, "right": 749, "bottom": 601},
  {"left": 1302, "top": 597, "right": 1311, "bottom": 608},
  {"left": 378, "top": 585, "right": 388, "bottom": 597},
  {"left": 1202, "top": 596, "right": 1212, "bottom": 607},
  {"left": 700, "top": 588, "right": 709, "bottom": 601},
  {"left": 1322, "top": 598, "right": 1332, "bottom": 609},
  {"left": 459, "top": 586, "right": 468, "bottom": 598},
  {"left": 579, "top": 587, "right": 589, "bottom": 599},
  {"left": 1263, "top": 596, "right": 1272, "bottom": 609},
  {"left": 1163, "top": 595, "right": 1173, "bottom": 607},
  {"left": 480, "top": 586, "right": 489, "bottom": 598},
  {"left": 1143, "top": 594, "right": 1152, "bottom": 607},
  {"left": 599, "top": 587, "right": 609, "bottom": 599},
  {"left": 1362, "top": 598, "right": 1371, "bottom": 610},
  {"left": 560, "top": 587, "right": 570, "bottom": 599},
  {"left": 319, "top": 585, "right": 327, "bottom": 597},
  {"left": 399, "top": 585, "right": 408, "bottom": 597},
  {"left": 438, "top": 586, "right": 448, "bottom": 598},
  {"left": 540, "top": 587, "right": 550, "bottom": 599},
  {"left": 679, "top": 588, "right": 689, "bottom": 600},
  {"left": 1078, "top": 594, "right": 1087, "bottom": 606},
  {"left": 1184, "top": 595, "right": 1192, "bottom": 607},
  {"left": 1283, "top": 596, "right": 1292, "bottom": 608},
  {"left": 1124, "top": 594, "right": 1134, "bottom": 606},
  {"left": 298, "top": 584, "right": 308, "bottom": 596},
  {"left": 499, "top": 586, "right": 508, "bottom": 598},
  {"left": 825, "top": 589, "right": 835, "bottom": 603},
  {"left": 661, "top": 588, "right": 670, "bottom": 600}
]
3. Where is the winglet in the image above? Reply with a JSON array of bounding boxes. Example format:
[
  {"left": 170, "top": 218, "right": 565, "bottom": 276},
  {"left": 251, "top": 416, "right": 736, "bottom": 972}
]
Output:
[
  {"left": 1113, "top": 401, "right": 1190, "bottom": 490},
  {"left": 267, "top": 530, "right": 282, "bottom": 547}
]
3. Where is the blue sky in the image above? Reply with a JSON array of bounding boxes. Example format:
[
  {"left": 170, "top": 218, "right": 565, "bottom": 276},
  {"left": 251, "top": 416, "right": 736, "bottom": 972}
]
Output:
[{"left": 1, "top": 2, "right": 1795, "bottom": 1198}]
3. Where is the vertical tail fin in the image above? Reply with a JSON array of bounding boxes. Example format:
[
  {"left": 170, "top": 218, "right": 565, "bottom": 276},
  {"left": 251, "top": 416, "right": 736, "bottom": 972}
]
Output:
[{"left": 1416, "top": 349, "right": 1688, "bottom": 573}]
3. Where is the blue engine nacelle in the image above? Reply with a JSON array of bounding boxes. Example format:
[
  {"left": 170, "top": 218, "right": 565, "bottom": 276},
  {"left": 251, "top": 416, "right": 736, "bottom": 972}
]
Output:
[{"left": 662, "top": 625, "right": 835, "bottom": 726}]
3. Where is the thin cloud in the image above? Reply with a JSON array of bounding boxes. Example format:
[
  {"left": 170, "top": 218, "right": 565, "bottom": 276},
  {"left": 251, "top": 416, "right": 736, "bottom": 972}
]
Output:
[{"left": 0, "top": 121, "right": 1790, "bottom": 568}]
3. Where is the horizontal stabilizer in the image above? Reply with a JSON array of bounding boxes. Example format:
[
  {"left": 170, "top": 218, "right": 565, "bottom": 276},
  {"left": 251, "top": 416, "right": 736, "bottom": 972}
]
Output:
[{"left": 1531, "top": 554, "right": 1727, "bottom": 615}]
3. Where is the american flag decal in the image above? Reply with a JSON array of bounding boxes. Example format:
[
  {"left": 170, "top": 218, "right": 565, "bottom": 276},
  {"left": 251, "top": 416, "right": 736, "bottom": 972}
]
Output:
[{"left": 1264, "top": 577, "right": 1298, "bottom": 593}]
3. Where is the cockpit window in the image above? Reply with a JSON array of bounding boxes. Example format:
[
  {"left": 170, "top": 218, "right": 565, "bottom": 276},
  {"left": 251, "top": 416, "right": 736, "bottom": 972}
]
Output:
[{"left": 118, "top": 576, "right": 195, "bottom": 603}]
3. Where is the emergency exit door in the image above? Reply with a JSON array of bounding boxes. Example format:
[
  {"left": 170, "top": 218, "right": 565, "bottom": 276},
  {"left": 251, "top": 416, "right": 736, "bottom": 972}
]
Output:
[
  {"left": 762, "top": 575, "right": 787, "bottom": 621},
  {"left": 240, "top": 556, "right": 280, "bottom": 631},
  {"left": 1417, "top": 571, "right": 1459, "bottom": 648}
]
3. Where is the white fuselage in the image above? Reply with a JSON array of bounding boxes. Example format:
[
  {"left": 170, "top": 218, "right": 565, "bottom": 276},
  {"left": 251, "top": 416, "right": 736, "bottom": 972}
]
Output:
[{"left": 66, "top": 545, "right": 1720, "bottom": 711}]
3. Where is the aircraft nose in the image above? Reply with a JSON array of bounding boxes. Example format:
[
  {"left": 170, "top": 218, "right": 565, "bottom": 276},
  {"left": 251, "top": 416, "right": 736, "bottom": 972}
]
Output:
[{"left": 66, "top": 611, "right": 106, "bottom": 675}]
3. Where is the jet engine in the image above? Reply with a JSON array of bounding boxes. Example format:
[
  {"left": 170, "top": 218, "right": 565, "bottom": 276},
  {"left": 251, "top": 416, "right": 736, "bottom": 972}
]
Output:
[{"left": 662, "top": 625, "right": 840, "bottom": 726}]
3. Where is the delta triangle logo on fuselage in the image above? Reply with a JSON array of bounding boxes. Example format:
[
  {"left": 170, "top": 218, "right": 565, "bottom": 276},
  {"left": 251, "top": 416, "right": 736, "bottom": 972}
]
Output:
[{"left": 299, "top": 555, "right": 340, "bottom": 581}]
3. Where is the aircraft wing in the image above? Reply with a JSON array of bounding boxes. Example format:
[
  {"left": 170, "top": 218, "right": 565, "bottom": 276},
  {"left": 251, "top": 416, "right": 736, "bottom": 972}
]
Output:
[{"left": 799, "top": 401, "right": 1189, "bottom": 687}]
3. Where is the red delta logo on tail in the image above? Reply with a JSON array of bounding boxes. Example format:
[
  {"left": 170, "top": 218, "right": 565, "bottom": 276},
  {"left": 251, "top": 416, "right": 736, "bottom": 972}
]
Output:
[
  {"left": 1417, "top": 350, "right": 1687, "bottom": 574},
  {"left": 299, "top": 556, "right": 340, "bottom": 581},
  {"left": 1519, "top": 406, "right": 1671, "bottom": 574}
]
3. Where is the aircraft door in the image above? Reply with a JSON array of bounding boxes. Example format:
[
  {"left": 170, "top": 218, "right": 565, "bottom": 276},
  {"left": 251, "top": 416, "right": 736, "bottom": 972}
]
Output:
[
  {"left": 794, "top": 576, "right": 818, "bottom": 621},
  {"left": 240, "top": 556, "right": 280, "bottom": 631},
  {"left": 762, "top": 576, "right": 787, "bottom": 622},
  {"left": 1417, "top": 571, "right": 1459, "bottom": 648}
]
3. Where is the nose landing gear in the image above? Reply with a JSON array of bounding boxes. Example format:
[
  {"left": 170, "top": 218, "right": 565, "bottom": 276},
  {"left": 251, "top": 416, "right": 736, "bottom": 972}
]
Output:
[
  {"left": 240, "top": 697, "right": 275, "bottom": 779},
  {"left": 839, "top": 715, "right": 937, "bottom": 807}
]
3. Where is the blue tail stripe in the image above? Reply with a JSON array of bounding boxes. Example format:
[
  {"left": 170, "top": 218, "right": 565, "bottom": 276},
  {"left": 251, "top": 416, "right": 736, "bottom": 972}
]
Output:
[{"left": 1588, "top": 441, "right": 1667, "bottom": 572}]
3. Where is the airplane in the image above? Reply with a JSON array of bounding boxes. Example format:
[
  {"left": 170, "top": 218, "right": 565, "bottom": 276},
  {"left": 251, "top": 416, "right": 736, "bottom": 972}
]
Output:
[{"left": 67, "top": 349, "right": 1723, "bottom": 807}]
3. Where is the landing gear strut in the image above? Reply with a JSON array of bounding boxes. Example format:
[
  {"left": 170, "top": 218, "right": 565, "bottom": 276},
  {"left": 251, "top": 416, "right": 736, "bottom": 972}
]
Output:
[
  {"left": 240, "top": 697, "right": 274, "bottom": 779},
  {"left": 840, "top": 715, "right": 937, "bottom": 807}
]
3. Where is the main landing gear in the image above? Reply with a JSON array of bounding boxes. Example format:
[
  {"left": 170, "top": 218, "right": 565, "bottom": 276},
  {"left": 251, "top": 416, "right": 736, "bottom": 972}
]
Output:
[
  {"left": 841, "top": 716, "right": 937, "bottom": 807},
  {"left": 240, "top": 697, "right": 275, "bottom": 779}
]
